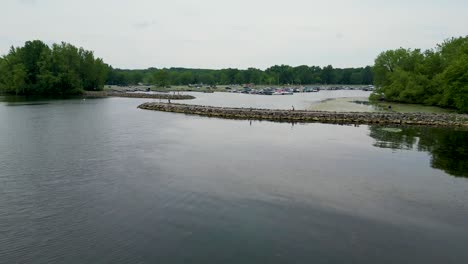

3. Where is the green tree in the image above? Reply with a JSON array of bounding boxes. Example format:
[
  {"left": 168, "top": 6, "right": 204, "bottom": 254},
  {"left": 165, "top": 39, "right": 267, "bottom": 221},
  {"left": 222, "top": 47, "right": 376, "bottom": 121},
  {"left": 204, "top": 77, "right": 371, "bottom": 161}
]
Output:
[
  {"left": 0, "top": 40, "right": 108, "bottom": 95},
  {"left": 152, "top": 70, "right": 170, "bottom": 87},
  {"left": 441, "top": 54, "right": 468, "bottom": 112},
  {"left": 321, "top": 65, "right": 335, "bottom": 84},
  {"left": 372, "top": 36, "right": 468, "bottom": 112}
]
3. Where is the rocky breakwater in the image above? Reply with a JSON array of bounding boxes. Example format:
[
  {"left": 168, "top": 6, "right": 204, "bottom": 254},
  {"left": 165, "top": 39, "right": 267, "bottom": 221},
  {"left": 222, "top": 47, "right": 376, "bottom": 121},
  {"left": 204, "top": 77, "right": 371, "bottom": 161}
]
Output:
[
  {"left": 138, "top": 102, "right": 468, "bottom": 127},
  {"left": 84, "top": 91, "right": 195, "bottom": 100}
]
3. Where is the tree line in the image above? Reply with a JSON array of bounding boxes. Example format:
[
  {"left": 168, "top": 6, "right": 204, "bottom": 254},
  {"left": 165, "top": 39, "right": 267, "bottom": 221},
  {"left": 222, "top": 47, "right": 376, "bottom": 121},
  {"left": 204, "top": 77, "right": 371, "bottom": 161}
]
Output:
[
  {"left": 0, "top": 40, "right": 108, "bottom": 96},
  {"left": 0, "top": 41, "right": 373, "bottom": 96},
  {"left": 372, "top": 36, "right": 468, "bottom": 113},
  {"left": 107, "top": 65, "right": 374, "bottom": 87},
  {"left": 2, "top": 37, "right": 466, "bottom": 113}
]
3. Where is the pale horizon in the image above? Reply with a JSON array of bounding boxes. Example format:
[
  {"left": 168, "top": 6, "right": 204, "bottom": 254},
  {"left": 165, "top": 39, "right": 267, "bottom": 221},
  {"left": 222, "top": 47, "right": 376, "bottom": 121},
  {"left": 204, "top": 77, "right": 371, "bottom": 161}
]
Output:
[{"left": 2, "top": 0, "right": 468, "bottom": 70}]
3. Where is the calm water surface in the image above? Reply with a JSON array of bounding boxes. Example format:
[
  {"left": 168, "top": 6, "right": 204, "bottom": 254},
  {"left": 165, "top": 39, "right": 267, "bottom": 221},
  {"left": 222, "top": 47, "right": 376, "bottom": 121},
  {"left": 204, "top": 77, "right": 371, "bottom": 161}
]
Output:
[
  {"left": 180, "top": 90, "right": 372, "bottom": 109},
  {"left": 158, "top": 90, "right": 452, "bottom": 113},
  {"left": 1, "top": 96, "right": 467, "bottom": 263}
]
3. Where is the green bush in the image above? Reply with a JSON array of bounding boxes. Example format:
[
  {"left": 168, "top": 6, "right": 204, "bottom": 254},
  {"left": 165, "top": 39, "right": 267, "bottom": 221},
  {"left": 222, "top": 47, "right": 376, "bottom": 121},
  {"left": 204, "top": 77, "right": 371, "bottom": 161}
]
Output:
[
  {"left": 372, "top": 36, "right": 468, "bottom": 113},
  {"left": 0, "top": 40, "right": 109, "bottom": 96}
]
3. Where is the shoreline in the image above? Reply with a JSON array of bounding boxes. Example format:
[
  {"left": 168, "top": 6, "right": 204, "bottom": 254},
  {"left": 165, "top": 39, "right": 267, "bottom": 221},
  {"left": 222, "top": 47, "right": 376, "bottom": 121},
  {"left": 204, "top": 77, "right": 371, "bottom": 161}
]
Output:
[
  {"left": 84, "top": 91, "right": 195, "bottom": 100},
  {"left": 308, "top": 97, "right": 455, "bottom": 114},
  {"left": 138, "top": 102, "right": 468, "bottom": 127}
]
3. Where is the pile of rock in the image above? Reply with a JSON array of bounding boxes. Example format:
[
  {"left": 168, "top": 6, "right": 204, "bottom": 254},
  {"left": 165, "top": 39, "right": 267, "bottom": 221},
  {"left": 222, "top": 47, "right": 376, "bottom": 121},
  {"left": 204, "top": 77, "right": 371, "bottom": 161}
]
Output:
[
  {"left": 84, "top": 91, "right": 195, "bottom": 100},
  {"left": 138, "top": 102, "right": 468, "bottom": 127}
]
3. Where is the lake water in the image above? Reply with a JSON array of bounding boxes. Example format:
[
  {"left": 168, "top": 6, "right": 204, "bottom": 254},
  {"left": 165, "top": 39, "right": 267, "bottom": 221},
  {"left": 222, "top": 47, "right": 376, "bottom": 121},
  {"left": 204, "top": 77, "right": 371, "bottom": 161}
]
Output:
[
  {"left": 1, "top": 95, "right": 468, "bottom": 263},
  {"left": 180, "top": 90, "right": 373, "bottom": 110},
  {"left": 148, "top": 90, "right": 452, "bottom": 113}
]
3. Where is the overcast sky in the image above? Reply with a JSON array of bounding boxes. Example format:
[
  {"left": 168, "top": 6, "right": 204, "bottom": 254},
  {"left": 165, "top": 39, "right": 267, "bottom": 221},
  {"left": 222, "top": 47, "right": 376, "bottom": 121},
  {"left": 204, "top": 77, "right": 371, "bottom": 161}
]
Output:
[{"left": 2, "top": 0, "right": 467, "bottom": 69}]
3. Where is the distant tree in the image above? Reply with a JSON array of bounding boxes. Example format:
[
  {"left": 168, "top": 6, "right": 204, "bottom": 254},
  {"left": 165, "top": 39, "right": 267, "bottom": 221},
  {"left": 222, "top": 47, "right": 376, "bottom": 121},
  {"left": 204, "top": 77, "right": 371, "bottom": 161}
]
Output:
[
  {"left": 152, "top": 70, "right": 170, "bottom": 87},
  {"left": 350, "top": 72, "right": 362, "bottom": 85},
  {"left": 179, "top": 71, "right": 194, "bottom": 85},
  {"left": 321, "top": 65, "right": 334, "bottom": 84},
  {"left": 104, "top": 65, "right": 373, "bottom": 87},
  {"left": 362, "top": 66, "right": 373, "bottom": 84}
]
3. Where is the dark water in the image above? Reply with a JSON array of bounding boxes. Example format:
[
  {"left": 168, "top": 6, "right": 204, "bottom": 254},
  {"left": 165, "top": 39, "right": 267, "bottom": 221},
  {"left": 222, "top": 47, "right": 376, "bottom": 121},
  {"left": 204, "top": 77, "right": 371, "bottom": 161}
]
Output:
[{"left": 1, "top": 96, "right": 468, "bottom": 264}]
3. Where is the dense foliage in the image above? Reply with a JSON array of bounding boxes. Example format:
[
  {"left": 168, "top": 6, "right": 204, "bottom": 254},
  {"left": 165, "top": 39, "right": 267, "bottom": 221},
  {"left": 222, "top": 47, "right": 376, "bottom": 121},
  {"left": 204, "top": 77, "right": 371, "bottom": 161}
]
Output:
[
  {"left": 0, "top": 40, "right": 108, "bottom": 96},
  {"left": 372, "top": 36, "right": 468, "bottom": 113},
  {"left": 1, "top": 40, "right": 374, "bottom": 96},
  {"left": 106, "top": 65, "right": 373, "bottom": 87}
]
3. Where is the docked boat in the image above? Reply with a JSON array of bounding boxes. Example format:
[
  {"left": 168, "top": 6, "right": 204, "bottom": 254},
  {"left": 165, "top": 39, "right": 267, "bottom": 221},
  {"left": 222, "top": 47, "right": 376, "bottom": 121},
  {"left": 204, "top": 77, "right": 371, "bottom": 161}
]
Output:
[
  {"left": 273, "top": 89, "right": 293, "bottom": 95},
  {"left": 273, "top": 90, "right": 283, "bottom": 95}
]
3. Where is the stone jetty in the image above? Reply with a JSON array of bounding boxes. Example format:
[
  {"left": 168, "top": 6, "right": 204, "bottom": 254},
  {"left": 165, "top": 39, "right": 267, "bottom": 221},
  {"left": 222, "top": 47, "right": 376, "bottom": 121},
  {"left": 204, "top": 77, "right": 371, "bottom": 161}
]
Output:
[
  {"left": 84, "top": 91, "right": 195, "bottom": 100},
  {"left": 138, "top": 102, "right": 468, "bottom": 127}
]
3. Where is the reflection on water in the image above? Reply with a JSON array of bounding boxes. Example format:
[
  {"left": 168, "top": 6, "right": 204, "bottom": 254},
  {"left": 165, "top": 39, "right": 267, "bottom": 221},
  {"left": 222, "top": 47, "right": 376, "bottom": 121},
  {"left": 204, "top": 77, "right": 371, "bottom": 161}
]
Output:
[
  {"left": 6, "top": 102, "right": 51, "bottom": 106},
  {"left": 369, "top": 126, "right": 468, "bottom": 178},
  {"left": 0, "top": 94, "right": 80, "bottom": 105},
  {"left": 1, "top": 96, "right": 468, "bottom": 263}
]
